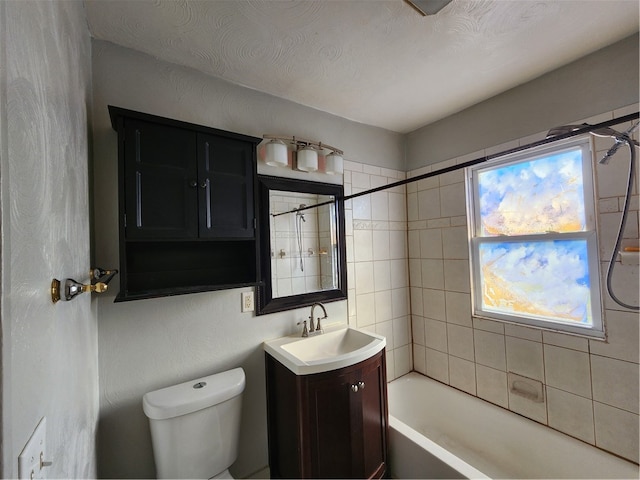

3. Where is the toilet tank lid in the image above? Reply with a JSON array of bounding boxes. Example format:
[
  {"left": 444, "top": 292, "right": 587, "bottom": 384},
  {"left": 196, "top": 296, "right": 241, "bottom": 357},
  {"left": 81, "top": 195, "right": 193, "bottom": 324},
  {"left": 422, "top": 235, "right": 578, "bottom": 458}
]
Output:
[{"left": 142, "top": 367, "right": 245, "bottom": 420}]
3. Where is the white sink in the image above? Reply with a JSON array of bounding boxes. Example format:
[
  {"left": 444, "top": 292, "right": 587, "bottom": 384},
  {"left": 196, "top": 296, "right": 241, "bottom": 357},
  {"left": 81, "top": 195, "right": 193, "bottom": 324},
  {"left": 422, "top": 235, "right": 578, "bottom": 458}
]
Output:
[{"left": 263, "top": 326, "right": 386, "bottom": 375}]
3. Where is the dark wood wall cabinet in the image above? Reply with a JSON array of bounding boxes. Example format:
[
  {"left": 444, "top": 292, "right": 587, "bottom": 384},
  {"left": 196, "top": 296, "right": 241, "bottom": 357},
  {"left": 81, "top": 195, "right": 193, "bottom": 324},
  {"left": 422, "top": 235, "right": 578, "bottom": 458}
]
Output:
[
  {"left": 109, "top": 106, "right": 262, "bottom": 302},
  {"left": 265, "top": 351, "right": 389, "bottom": 479}
]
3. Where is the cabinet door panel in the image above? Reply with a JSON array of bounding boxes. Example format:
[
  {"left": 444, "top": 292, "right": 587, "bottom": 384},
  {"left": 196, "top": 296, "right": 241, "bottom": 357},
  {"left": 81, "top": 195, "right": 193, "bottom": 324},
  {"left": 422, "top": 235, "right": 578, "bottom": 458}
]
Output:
[
  {"left": 265, "top": 350, "right": 388, "bottom": 480},
  {"left": 124, "top": 119, "right": 198, "bottom": 239},
  {"left": 306, "top": 369, "right": 355, "bottom": 478},
  {"left": 198, "top": 134, "right": 254, "bottom": 238},
  {"left": 358, "top": 356, "right": 388, "bottom": 479}
]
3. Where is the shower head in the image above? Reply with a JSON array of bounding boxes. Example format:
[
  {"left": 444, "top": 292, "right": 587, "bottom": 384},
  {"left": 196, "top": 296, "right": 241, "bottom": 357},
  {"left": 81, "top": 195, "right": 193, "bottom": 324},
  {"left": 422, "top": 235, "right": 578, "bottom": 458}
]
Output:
[
  {"left": 546, "top": 122, "right": 639, "bottom": 165},
  {"left": 590, "top": 127, "right": 624, "bottom": 139},
  {"left": 545, "top": 124, "right": 588, "bottom": 138},
  {"left": 599, "top": 139, "right": 626, "bottom": 165},
  {"left": 596, "top": 121, "right": 639, "bottom": 165},
  {"left": 296, "top": 204, "right": 306, "bottom": 222}
]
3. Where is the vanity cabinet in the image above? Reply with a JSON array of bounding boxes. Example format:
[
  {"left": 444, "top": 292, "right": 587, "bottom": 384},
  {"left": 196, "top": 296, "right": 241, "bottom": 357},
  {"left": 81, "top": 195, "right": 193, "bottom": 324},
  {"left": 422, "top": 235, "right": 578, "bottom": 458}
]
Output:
[
  {"left": 109, "top": 106, "right": 261, "bottom": 301},
  {"left": 265, "top": 350, "right": 388, "bottom": 479}
]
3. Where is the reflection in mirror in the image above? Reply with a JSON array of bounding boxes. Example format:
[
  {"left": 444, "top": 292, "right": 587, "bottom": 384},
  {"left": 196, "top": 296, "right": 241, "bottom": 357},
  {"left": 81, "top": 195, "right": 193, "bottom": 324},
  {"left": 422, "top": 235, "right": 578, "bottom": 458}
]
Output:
[
  {"left": 257, "top": 176, "right": 347, "bottom": 315},
  {"left": 270, "top": 190, "right": 338, "bottom": 296}
]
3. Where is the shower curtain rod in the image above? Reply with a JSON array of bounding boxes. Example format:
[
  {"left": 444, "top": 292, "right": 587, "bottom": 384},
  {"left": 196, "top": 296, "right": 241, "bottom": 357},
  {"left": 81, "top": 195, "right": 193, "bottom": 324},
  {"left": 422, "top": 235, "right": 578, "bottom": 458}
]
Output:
[{"left": 271, "top": 111, "right": 639, "bottom": 217}]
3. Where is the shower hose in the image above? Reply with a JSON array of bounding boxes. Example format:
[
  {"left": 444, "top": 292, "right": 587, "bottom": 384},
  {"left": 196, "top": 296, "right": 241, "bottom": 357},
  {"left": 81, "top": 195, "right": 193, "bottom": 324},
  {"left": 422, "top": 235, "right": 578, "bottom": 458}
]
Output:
[{"left": 604, "top": 137, "right": 639, "bottom": 311}]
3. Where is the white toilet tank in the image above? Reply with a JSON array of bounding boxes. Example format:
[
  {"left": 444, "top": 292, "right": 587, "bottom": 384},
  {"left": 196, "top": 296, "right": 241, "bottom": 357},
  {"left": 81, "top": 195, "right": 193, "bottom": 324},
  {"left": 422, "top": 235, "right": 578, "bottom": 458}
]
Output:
[{"left": 143, "top": 368, "right": 246, "bottom": 479}]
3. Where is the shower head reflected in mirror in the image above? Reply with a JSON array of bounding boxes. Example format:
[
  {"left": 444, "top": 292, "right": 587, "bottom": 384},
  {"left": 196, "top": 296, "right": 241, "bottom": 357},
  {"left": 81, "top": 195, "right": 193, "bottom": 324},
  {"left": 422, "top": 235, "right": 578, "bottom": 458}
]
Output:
[
  {"left": 295, "top": 204, "right": 306, "bottom": 271},
  {"left": 296, "top": 204, "right": 306, "bottom": 222}
]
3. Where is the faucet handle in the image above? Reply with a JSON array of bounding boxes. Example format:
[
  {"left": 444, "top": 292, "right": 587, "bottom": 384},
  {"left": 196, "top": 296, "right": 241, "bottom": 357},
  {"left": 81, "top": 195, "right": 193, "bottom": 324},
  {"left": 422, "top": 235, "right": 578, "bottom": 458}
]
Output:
[
  {"left": 301, "top": 320, "right": 309, "bottom": 337},
  {"left": 315, "top": 317, "right": 323, "bottom": 332}
]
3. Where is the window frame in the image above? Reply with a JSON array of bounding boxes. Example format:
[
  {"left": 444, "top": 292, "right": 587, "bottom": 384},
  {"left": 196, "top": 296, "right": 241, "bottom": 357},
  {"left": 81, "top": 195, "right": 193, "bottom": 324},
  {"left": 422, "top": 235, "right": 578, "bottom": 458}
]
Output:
[{"left": 465, "top": 136, "right": 605, "bottom": 339}]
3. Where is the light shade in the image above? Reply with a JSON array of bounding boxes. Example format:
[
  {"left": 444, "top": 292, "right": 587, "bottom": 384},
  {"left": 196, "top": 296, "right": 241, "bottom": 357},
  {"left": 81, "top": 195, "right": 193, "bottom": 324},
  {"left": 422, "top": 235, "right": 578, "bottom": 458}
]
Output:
[
  {"left": 325, "top": 152, "right": 344, "bottom": 175},
  {"left": 265, "top": 139, "right": 288, "bottom": 167},
  {"left": 296, "top": 146, "right": 318, "bottom": 172}
]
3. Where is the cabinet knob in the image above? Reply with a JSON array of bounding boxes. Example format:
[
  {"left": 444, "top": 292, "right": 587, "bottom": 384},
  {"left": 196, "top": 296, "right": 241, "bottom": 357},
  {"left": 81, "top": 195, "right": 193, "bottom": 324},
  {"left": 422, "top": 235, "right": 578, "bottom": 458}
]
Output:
[
  {"left": 350, "top": 381, "right": 365, "bottom": 393},
  {"left": 189, "top": 180, "right": 198, "bottom": 188},
  {"left": 200, "top": 180, "right": 208, "bottom": 189}
]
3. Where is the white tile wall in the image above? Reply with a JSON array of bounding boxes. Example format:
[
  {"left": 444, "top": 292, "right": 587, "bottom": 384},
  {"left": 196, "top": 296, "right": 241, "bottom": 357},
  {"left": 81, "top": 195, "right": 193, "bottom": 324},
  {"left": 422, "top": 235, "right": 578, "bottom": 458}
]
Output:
[
  {"left": 347, "top": 104, "right": 639, "bottom": 464},
  {"left": 474, "top": 329, "right": 506, "bottom": 370},
  {"left": 424, "top": 318, "right": 447, "bottom": 352},
  {"left": 405, "top": 104, "right": 640, "bottom": 464},
  {"left": 426, "top": 348, "right": 449, "bottom": 384},
  {"left": 447, "top": 324, "right": 474, "bottom": 361},
  {"left": 476, "top": 364, "right": 509, "bottom": 408},
  {"left": 505, "top": 337, "right": 545, "bottom": 382},
  {"left": 445, "top": 291, "right": 472, "bottom": 327},
  {"left": 449, "top": 356, "right": 476, "bottom": 395},
  {"left": 546, "top": 387, "right": 595, "bottom": 444},
  {"left": 591, "top": 355, "right": 639, "bottom": 414},
  {"left": 543, "top": 345, "right": 592, "bottom": 398},
  {"left": 594, "top": 401, "right": 640, "bottom": 464},
  {"left": 345, "top": 165, "right": 412, "bottom": 381},
  {"left": 508, "top": 383, "right": 548, "bottom": 424}
]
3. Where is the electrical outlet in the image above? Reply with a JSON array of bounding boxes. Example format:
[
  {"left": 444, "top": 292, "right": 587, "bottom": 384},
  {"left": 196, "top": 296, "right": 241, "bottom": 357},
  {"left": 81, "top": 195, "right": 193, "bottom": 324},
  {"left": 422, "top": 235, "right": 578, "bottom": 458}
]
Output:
[
  {"left": 241, "top": 291, "right": 254, "bottom": 312},
  {"left": 19, "top": 417, "right": 51, "bottom": 480}
]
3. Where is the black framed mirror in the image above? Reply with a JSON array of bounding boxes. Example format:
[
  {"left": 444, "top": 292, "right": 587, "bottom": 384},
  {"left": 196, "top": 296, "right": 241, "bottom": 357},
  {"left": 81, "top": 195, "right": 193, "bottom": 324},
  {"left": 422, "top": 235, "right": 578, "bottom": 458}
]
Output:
[{"left": 256, "top": 175, "right": 347, "bottom": 315}]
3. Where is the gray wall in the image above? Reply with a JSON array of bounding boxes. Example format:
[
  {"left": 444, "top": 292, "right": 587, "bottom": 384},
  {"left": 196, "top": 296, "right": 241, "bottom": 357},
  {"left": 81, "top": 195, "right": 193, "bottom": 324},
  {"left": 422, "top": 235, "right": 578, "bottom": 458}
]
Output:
[
  {"left": 407, "top": 33, "right": 640, "bottom": 170},
  {"left": 0, "top": 1, "right": 97, "bottom": 477},
  {"left": 91, "top": 40, "right": 403, "bottom": 478}
]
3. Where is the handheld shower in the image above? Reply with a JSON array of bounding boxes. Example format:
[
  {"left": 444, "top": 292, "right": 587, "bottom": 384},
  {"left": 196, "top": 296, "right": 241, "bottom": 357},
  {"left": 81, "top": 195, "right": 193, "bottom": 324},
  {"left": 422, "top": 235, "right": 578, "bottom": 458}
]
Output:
[
  {"left": 546, "top": 121, "right": 639, "bottom": 311},
  {"left": 296, "top": 204, "right": 306, "bottom": 271},
  {"left": 546, "top": 122, "right": 639, "bottom": 163},
  {"left": 597, "top": 123, "right": 639, "bottom": 311},
  {"left": 593, "top": 121, "right": 639, "bottom": 164}
]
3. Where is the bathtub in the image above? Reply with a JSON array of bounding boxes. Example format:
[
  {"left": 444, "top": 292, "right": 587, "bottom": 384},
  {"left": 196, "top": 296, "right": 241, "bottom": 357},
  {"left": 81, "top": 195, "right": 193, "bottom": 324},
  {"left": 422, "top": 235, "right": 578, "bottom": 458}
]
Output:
[{"left": 387, "top": 372, "right": 639, "bottom": 479}]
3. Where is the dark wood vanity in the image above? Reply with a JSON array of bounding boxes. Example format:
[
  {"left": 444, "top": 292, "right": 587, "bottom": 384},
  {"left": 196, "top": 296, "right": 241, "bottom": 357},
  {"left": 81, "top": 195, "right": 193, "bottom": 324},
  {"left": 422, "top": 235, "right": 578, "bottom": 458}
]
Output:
[{"left": 265, "top": 350, "right": 389, "bottom": 479}]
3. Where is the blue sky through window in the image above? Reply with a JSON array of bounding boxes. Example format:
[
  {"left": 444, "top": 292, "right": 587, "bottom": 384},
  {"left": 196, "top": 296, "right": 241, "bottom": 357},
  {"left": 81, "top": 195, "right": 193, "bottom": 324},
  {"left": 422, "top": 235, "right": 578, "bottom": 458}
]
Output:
[
  {"left": 468, "top": 137, "right": 603, "bottom": 334},
  {"left": 477, "top": 148, "right": 586, "bottom": 236},
  {"left": 478, "top": 240, "right": 592, "bottom": 325}
]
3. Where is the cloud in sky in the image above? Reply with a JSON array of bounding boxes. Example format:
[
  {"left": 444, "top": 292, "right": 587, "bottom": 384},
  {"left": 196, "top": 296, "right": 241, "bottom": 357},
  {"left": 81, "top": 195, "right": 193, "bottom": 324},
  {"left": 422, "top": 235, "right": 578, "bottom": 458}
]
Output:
[
  {"left": 477, "top": 148, "right": 586, "bottom": 236},
  {"left": 479, "top": 239, "right": 592, "bottom": 324}
]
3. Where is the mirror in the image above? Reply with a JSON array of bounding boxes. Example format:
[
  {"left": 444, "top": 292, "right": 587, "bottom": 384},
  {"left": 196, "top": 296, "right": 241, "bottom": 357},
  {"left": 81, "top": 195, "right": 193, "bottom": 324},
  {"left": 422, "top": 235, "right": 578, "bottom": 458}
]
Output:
[{"left": 257, "top": 175, "right": 347, "bottom": 315}]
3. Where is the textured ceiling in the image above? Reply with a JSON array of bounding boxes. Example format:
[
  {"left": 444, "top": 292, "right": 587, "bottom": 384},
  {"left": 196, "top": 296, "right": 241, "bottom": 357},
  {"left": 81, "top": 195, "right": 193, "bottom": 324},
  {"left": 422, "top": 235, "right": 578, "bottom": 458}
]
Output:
[{"left": 84, "top": 0, "right": 639, "bottom": 133}]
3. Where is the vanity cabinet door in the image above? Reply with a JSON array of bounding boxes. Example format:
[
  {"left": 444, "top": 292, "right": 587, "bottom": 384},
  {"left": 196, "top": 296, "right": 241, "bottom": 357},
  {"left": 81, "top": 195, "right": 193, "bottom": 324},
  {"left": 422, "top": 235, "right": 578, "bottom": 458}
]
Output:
[
  {"left": 123, "top": 119, "right": 198, "bottom": 239},
  {"left": 305, "top": 365, "right": 358, "bottom": 478},
  {"left": 265, "top": 350, "right": 388, "bottom": 479},
  {"left": 306, "top": 352, "right": 388, "bottom": 479},
  {"left": 356, "top": 352, "right": 388, "bottom": 479}
]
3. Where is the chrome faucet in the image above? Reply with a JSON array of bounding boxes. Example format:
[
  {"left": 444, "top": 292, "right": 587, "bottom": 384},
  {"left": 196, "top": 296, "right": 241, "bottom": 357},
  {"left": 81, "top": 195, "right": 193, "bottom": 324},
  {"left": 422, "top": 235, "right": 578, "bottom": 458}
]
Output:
[{"left": 302, "top": 302, "right": 328, "bottom": 337}]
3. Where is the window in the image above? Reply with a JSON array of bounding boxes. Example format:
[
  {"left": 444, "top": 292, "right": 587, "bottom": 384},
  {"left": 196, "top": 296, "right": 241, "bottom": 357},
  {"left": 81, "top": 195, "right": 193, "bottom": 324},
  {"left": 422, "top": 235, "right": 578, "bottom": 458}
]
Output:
[{"left": 466, "top": 137, "right": 604, "bottom": 338}]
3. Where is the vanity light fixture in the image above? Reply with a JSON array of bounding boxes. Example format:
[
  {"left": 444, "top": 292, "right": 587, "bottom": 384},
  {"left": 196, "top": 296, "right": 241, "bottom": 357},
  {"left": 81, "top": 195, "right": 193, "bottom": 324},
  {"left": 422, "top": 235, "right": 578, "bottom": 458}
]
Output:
[
  {"left": 262, "top": 134, "right": 344, "bottom": 175},
  {"left": 296, "top": 145, "right": 318, "bottom": 172},
  {"left": 264, "top": 138, "right": 288, "bottom": 167},
  {"left": 325, "top": 151, "right": 344, "bottom": 175}
]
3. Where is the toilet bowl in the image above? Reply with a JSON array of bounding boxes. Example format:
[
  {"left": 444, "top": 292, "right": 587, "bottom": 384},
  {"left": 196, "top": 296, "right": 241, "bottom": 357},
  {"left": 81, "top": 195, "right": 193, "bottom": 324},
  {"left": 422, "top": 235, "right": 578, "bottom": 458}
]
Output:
[{"left": 143, "top": 368, "right": 245, "bottom": 479}]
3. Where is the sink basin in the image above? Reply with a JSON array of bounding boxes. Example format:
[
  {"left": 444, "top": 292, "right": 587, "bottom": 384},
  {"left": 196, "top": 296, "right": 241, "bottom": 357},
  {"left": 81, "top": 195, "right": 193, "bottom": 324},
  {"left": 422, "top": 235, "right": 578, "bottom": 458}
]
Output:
[{"left": 264, "top": 326, "right": 386, "bottom": 375}]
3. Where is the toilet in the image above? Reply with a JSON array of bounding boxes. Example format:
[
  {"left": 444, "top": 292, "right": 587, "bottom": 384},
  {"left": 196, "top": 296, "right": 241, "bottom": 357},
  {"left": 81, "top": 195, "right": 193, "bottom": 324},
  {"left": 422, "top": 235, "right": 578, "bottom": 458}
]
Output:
[{"left": 142, "top": 368, "right": 246, "bottom": 479}]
